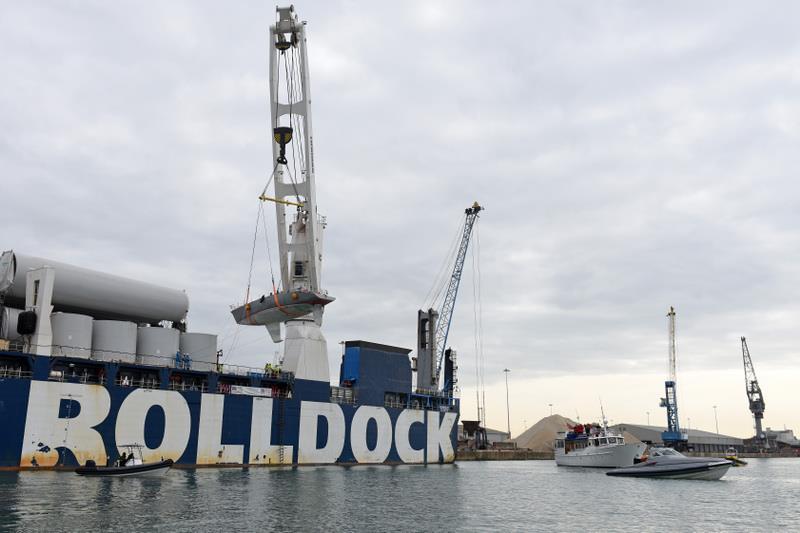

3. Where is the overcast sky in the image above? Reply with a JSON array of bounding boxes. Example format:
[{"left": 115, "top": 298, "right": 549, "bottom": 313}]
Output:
[{"left": 2, "top": 1, "right": 798, "bottom": 438}]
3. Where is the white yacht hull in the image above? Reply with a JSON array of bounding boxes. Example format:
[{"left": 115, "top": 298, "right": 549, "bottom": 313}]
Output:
[{"left": 556, "top": 442, "right": 647, "bottom": 468}]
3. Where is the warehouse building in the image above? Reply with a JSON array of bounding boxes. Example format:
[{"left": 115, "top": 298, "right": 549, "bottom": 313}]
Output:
[{"left": 612, "top": 423, "right": 744, "bottom": 453}]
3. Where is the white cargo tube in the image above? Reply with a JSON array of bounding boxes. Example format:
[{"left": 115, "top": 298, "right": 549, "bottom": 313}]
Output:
[{"left": 0, "top": 250, "right": 189, "bottom": 324}]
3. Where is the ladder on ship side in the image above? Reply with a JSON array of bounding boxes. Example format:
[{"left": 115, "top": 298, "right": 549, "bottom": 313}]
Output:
[{"left": 278, "top": 396, "right": 286, "bottom": 464}]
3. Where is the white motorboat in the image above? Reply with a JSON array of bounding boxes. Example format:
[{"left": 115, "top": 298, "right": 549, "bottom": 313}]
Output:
[
  {"left": 555, "top": 423, "right": 647, "bottom": 468},
  {"left": 606, "top": 447, "right": 732, "bottom": 480}
]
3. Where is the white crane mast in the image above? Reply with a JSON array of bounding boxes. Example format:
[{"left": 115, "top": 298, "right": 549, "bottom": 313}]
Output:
[
  {"left": 266, "top": 6, "right": 330, "bottom": 382},
  {"left": 269, "top": 6, "right": 324, "bottom": 295},
  {"left": 667, "top": 306, "right": 677, "bottom": 383}
]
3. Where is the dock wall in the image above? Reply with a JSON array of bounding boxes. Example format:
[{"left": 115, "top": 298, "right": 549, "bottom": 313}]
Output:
[{"left": 457, "top": 449, "right": 553, "bottom": 461}]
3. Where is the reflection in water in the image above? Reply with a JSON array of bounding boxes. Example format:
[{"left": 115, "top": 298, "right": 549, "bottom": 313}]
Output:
[{"left": 0, "top": 460, "right": 796, "bottom": 532}]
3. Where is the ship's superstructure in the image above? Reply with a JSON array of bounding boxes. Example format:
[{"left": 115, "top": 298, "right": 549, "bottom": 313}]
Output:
[{"left": 0, "top": 6, "right": 459, "bottom": 470}]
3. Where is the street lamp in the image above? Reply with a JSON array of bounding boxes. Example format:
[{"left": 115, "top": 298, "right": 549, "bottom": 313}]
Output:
[
  {"left": 646, "top": 411, "right": 650, "bottom": 425},
  {"left": 713, "top": 405, "right": 719, "bottom": 435},
  {"left": 503, "top": 369, "right": 511, "bottom": 439},
  {"left": 548, "top": 403, "right": 553, "bottom": 416}
]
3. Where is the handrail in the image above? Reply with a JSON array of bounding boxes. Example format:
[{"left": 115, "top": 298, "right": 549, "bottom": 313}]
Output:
[
  {"left": 2, "top": 342, "right": 293, "bottom": 380},
  {"left": 0, "top": 367, "right": 33, "bottom": 379}
]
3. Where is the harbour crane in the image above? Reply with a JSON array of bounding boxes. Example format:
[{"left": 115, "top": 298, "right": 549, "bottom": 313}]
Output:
[
  {"left": 659, "top": 306, "right": 688, "bottom": 448},
  {"left": 416, "top": 202, "right": 483, "bottom": 394},
  {"left": 741, "top": 337, "right": 766, "bottom": 446}
]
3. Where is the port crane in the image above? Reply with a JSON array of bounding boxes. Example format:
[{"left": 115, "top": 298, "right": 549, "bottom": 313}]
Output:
[
  {"left": 416, "top": 202, "right": 483, "bottom": 394},
  {"left": 741, "top": 337, "right": 766, "bottom": 446},
  {"left": 660, "top": 306, "right": 688, "bottom": 448}
]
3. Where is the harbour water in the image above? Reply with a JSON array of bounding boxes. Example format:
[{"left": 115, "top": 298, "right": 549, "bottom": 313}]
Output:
[{"left": 0, "top": 459, "right": 796, "bottom": 532}]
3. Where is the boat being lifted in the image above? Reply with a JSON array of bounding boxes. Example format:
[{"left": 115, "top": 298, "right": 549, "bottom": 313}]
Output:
[
  {"left": 230, "top": 289, "right": 334, "bottom": 342},
  {"left": 75, "top": 444, "right": 173, "bottom": 477}
]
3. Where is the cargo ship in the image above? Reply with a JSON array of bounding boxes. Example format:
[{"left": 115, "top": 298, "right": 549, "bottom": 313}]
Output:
[{"left": 0, "top": 6, "right": 464, "bottom": 470}]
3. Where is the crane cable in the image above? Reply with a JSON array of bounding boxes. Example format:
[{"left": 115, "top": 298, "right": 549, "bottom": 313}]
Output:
[
  {"left": 243, "top": 21, "right": 315, "bottom": 325},
  {"left": 471, "top": 225, "right": 486, "bottom": 426},
  {"left": 421, "top": 217, "right": 467, "bottom": 311}
]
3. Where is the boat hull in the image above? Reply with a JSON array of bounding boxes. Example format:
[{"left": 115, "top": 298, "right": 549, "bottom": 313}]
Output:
[
  {"left": 0, "top": 354, "right": 459, "bottom": 470},
  {"left": 607, "top": 461, "right": 731, "bottom": 480},
  {"left": 555, "top": 443, "right": 647, "bottom": 468},
  {"left": 75, "top": 459, "right": 173, "bottom": 476}
]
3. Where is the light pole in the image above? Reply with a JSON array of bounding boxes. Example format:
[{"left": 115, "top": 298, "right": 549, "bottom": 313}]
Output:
[
  {"left": 503, "top": 369, "right": 511, "bottom": 439},
  {"left": 713, "top": 405, "right": 719, "bottom": 435},
  {"left": 646, "top": 411, "right": 650, "bottom": 425},
  {"left": 548, "top": 403, "right": 553, "bottom": 416}
]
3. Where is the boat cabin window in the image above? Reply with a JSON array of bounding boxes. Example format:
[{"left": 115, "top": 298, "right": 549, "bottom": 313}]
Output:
[{"left": 599, "top": 437, "right": 607, "bottom": 445}]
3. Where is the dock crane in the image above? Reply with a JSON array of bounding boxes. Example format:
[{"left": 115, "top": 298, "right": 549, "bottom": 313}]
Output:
[
  {"left": 415, "top": 202, "right": 483, "bottom": 395},
  {"left": 741, "top": 337, "right": 766, "bottom": 446},
  {"left": 660, "top": 306, "right": 688, "bottom": 448}
]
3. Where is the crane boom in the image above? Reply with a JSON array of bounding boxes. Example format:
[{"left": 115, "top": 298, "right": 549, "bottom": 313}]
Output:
[
  {"left": 434, "top": 202, "right": 483, "bottom": 384},
  {"left": 668, "top": 306, "right": 677, "bottom": 383},
  {"left": 660, "top": 306, "right": 687, "bottom": 447},
  {"left": 415, "top": 202, "right": 482, "bottom": 392},
  {"left": 741, "top": 337, "right": 766, "bottom": 441}
]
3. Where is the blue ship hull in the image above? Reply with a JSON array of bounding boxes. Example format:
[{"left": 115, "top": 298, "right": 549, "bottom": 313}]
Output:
[{"left": 0, "top": 342, "right": 459, "bottom": 470}]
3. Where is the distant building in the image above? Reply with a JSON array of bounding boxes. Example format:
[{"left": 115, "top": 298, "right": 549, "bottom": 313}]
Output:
[
  {"left": 457, "top": 424, "right": 510, "bottom": 444},
  {"left": 612, "top": 423, "right": 744, "bottom": 453},
  {"left": 764, "top": 427, "right": 800, "bottom": 448}
]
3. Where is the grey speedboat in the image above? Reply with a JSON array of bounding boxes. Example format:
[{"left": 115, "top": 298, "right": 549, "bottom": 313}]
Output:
[{"left": 606, "top": 447, "right": 732, "bottom": 480}]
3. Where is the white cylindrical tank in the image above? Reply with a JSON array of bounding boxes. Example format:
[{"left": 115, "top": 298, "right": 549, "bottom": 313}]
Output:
[
  {"left": 179, "top": 332, "right": 217, "bottom": 371},
  {"left": 0, "top": 307, "right": 23, "bottom": 340},
  {"left": 51, "top": 312, "right": 93, "bottom": 358},
  {"left": 0, "top": 251, "right": 189, "bottom": 323},
  {"left": 137, "top": 326, "right": 180, "bottom": 367},
  {"left": 92, "top": 320, "right": 137, "bottom": 363}
]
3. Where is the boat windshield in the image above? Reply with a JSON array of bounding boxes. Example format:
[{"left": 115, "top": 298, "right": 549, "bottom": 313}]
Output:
[{"left": 651, "top": 448, "right": 682, "bottom": 457}]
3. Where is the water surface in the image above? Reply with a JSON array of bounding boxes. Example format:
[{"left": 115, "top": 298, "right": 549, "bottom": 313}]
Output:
[{"left": 0, "top": 459, "right": 795, "bottom": 532}]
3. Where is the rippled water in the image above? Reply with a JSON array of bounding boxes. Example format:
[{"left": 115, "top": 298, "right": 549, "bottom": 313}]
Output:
[{"left": 0, "top": 459, "right": 796, "bottom": 532}]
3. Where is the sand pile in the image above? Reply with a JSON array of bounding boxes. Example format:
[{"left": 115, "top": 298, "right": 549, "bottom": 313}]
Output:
[{"left": 513, "top": 414, "right": 576, "bottom": 452}]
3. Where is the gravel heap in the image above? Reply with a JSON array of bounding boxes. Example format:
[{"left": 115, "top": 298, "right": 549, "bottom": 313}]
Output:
[{"left": 513, "top": 414, "right": 576, "bottom": 452}]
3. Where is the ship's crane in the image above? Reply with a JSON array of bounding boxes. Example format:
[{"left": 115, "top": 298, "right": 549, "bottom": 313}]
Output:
[
  {"left": 230, "top": 6, "right": 333, "bottom": 382},
  {"left": 741, "top": 337, "right": 766, "bottom": 445},
  {"left": 416, "top": 202, "right": 483, "bottom": 393},
  {"left": 659, "top": 306, "right": 688, "bottom": 448}
]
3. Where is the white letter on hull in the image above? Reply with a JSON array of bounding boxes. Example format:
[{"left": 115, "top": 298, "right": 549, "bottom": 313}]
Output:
[
  {"left": 394, "top": 409, "right": 425, "bottom": 463},
  {"left": 197, "top": 393, "right": 245, "bottom": 464},
  {"left": 298, "top": 401, "right": 345, "bottom": 464},
  {"left": 21, "top": 382, "right": 110, "bottom": 467},
  {"left": 249, "top": 397, "right": 293, "bottom": 464},
  {"left": 426, "top": 411, "right": 457, "bottom": 463},
  {"left": 115, "top": 389, "right": 191, "bottom": 463},
  {"left": 350, "top": 406, "right": 392, "bottom": 464}
]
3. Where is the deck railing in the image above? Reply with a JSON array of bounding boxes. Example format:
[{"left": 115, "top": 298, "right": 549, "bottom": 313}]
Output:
[{"left": 0, "top": 366, "right": 32, "bottom": 379}]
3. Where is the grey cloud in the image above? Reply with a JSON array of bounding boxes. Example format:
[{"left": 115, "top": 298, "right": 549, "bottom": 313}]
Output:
[{"left": 1, "top": 1, "right": 798, "bottom": 392}]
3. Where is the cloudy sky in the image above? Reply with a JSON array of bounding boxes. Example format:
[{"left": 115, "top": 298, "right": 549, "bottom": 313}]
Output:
[{"left": 2, "top": 1, "right": 799, "bottom": 438}]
